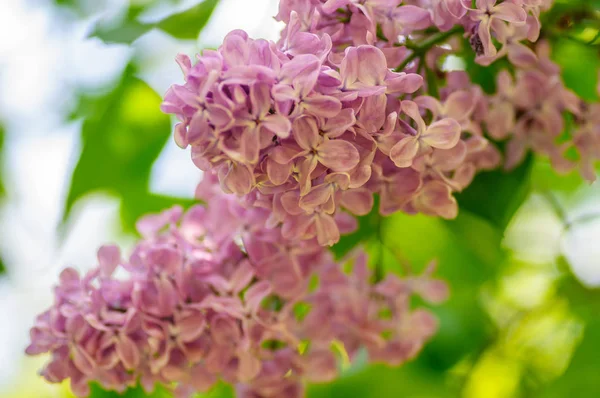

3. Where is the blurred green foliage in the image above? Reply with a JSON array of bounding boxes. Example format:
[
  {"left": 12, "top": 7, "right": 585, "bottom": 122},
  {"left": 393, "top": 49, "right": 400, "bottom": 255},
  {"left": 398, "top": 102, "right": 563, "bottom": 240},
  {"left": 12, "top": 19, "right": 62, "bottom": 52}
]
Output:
[
  {"left": 455, "top": 155, "right": 533, "bottom": 231},
  {"left": 539, "top": 266, "right": 600, "bottom": 397},
  {"left": 552, "top": 38, "right": 600, "bottom": 102},
  {"left": 89, "top": 382, "right": 233, "bottom": 398},
  {"left": 63, "top": 65, "right": 194, "bottom": 233},
  {"left": 88, "top": 382, "right": 234, "bottom": 398},
  {"left": 90, "top": 0, "right": 220, "bottom": 44},
  {"left": 38, "top": 0, "right": 600, "bottom": 397}
]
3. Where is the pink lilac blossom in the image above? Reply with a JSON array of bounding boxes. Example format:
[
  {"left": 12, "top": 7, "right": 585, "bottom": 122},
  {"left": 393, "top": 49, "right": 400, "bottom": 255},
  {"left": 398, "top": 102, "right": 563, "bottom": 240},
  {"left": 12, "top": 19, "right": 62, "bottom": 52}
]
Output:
[
  {"left": 27, "top": 1, "right": 600, "bottom": 397},
  {"left": 484, "top": 41, "right": 600, "bottom": 181},
  {"left": 163, "top": 0, "right": 600, "bottom": 244},
  {"left": 274, "top": 0, "right": 547, "bottom": 67},
  {"left": 161, "top": 5, "right": 507, "bottom": 246},
  {"left": 26, "top": 176, "right": 448, "bottom": 398}
]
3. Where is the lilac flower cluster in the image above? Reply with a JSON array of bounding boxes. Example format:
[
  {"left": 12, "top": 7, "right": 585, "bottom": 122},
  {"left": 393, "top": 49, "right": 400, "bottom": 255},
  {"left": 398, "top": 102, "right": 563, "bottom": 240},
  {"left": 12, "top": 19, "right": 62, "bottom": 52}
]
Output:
[
  {"left": 26, "top": 175, "right": 447, "bottom": 397},
  {"left": 161, "top": 1, "right": 516, "bottom": 246},
  {"left": 275, "top": 0, "right": 550, "bottom": 67},
  {"left": 27, "top": 0, "right": 600, "bottom": 396},
  {"left": 484, "top": 41, "right": 600, "bottom": 181}
]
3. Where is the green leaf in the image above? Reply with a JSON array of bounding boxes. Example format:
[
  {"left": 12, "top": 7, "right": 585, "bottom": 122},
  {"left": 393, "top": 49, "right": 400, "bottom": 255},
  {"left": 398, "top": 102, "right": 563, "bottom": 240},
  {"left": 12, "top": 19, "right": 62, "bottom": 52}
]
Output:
[
  {"left": 91, "top": 20, "right": 153, "bottom": 45},
  {"left": 89, "top": 0, "right": 220, "bottom": 44},
  {"left": 454, "top": 154, "right": 534, "bottom": 231},
  {"left": 157, "top": 0, "right": 219, "bottom": 40},
  {"left": 552, "top": 38, "right": 600, "bottom": 102},
  {"left": 63, "top": 65, "right": 179, "bottom": 232}
]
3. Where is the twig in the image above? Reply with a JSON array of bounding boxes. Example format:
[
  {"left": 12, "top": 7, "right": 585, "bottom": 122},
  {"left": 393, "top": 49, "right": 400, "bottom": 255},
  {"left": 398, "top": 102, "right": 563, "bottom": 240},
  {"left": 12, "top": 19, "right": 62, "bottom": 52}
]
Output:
[{"left": 394, "top": 26, "right": 463, "bottom": 72}]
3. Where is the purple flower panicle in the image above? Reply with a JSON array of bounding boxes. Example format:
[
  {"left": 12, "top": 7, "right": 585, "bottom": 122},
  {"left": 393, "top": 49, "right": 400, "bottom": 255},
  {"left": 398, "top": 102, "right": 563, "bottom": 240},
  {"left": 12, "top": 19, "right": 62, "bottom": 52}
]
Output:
[{"left": 26, "top": 177, "right": 447, "bottom": 397}]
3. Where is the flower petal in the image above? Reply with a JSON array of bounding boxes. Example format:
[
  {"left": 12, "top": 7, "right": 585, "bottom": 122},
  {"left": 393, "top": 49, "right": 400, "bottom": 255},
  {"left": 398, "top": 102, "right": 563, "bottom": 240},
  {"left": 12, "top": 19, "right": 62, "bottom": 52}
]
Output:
[
  {"left": 444, "top": 91, "right": 475, "bottom": 121},
  {"left": 97, "top": 245, "right": 120, "bottom": 278},
  {"left": 302, "top": 350, "right": 338, "bottom": 383},
  {"left": 250, "top": 82, "right": 271, "bottom": 119},
  {"left": 293, "top": 116, "right": 320, "bottom": 150},
  {"left": 262, "top": 114, "right": 292, "bottom": 138},
  {"left": 299, "top": 184, "right": 333, "bottom": 212},
  {"left": 244, "top": 281, "right": 272, "bottom": 313},
  {"left": 219, "top": 162, "right": 255, "bottom": 195},
  {"left": 492, "top": 2, "right": 527, "bottom": 23},
  {"left": 379, "top": 169, "right": 422, "bottom": 215},
  {"left": 476, "top": 0, "right": 496, "bottom": 9},
  {"left": 341, "top": 46, "right": 387, "bottom": 89},
  {"left": 478, "top": 18, "right": 496, "bottom": 58},
  {"left": 316, "top": 140, "right": 360, "bottom": 171},
  {"left": 270, "top": 144, "right": 303, "bottom": 164},
  {"left": 341, "top": 188, "right": 373, "bottom": 216},
  {"left": 221, "top": 30, "right": 250, "bottom": 67},
  {"left": 390, "top": 136, "right": 420, "bottom": 168},
  {"left": 324, "top": 108, "right": 356, "bottom": 138},
  {"left": 230, "top": 260, "right": 255, "bottom": 294},
  {"left": 416, "top": 181, "right": 458, "bottom": 219},
  {"left": 174, "top": 123, "right": 188, "bottom": 149},
  {"left": 280, "top": 54, "right": 321, "bottom": 97},
  {"left": 394, "top": 5, "right": 432, "bottom": 30},
  {"left": 401, "top": 100, "right": 427, "bottom": 134},
  {"left": 507, "top": 42, "right": 538, "bottom": 69},
  {"left": 189, "top": 365, "right": 217, "bottom": 392},
  {"left": 116, "top": 334, "right": 140, "bottom": 370},
  {"left": 281, "top": 191, "right": 305, "bottom": 216},
  {"left": 298, "top": 156, "right": 319, "bottom": 195},
  {"left": 237, "top": 350, "right": 262, "bottom": 381},
  {"left": 421, "top": 118, "right": 461, "bottom": 149},
  {"left": 359, "top": 95, "right": 387, "bottom": 134},
  {"left": 314, "top": 213, "right": 340, "bottom": 246},
  {"left": 240, "top": 128, "right": 261, "bottom": 164},
  {"left": 266, "top": 158, "right": 292, "bottom": 185},
  {"left": 414, "top": 96, "right": 443, "bottom": 119},
  {"left": 303, "top": 94, "right": 342, "bottom": 118},
  {"left": 322, "top": 0, "right": 351, "bottom": 13},
  {"left": 431, "top": 141, "right": 467, "bottom": 172}
]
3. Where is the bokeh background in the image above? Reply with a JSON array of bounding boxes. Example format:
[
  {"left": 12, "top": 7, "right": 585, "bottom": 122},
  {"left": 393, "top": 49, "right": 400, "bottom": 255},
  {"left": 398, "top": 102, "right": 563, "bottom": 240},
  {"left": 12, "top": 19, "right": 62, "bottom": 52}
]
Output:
[{"left": 1, "top": 0, "right": 599, "bottom": 397}]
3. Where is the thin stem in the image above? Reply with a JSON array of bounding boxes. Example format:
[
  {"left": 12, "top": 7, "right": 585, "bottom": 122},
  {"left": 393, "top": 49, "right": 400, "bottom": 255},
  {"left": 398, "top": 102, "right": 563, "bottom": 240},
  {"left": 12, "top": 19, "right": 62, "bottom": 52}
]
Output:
[{"left": 394, "top": 26, "right": 463, "bottom": 72}]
